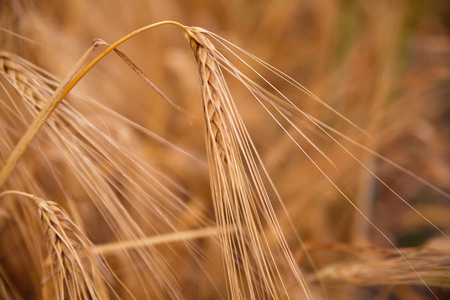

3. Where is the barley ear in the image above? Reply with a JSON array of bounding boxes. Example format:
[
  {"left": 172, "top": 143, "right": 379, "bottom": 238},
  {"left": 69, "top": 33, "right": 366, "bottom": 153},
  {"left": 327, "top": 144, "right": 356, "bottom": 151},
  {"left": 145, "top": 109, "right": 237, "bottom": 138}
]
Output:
[
  {"left": 38, "top": 199, "right": 107, "bottom": 299},
  {"left": 0, "top": 191, "right": 109, "bottom": 300},
  {"left": 184, "top": 26, "right": 311, "bottom": 299}
]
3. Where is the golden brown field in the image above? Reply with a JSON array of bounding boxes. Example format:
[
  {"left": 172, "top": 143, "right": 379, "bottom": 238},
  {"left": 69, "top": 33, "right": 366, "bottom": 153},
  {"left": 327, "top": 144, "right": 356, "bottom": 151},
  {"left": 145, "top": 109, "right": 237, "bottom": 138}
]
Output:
[{"left": 0, "top": 0, "right": 449, "bottom": 299}]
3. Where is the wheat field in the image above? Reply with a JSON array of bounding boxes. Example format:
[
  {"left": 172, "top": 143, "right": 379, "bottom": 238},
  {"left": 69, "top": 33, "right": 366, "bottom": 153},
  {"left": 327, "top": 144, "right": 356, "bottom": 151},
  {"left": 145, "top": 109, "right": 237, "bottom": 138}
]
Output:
[{"left": 0, "top": 0, "right": 449, "bottom": 299}]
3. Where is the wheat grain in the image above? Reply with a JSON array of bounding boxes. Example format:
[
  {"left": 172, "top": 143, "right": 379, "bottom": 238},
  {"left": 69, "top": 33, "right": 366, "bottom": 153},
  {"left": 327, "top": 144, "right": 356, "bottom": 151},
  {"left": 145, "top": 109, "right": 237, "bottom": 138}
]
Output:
[
  {"left": 38, "top": 200, "right": 103, "bottom": 299},
  {"left": 184, "top": 29, "right": 230, "bottom": 164}
]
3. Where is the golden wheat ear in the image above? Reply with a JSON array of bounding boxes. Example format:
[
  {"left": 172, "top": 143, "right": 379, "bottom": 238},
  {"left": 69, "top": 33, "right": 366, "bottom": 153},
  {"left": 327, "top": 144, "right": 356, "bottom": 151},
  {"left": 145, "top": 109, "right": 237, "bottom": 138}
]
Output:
[
  {"left": 183, "top": 26, "right": 312, "bottom": 300},
  {"left": 196, "top": 26, "right": 449, "bottom": 296},
  {"left": 0, "top": 191, "right": 110, "bottom": 300}
]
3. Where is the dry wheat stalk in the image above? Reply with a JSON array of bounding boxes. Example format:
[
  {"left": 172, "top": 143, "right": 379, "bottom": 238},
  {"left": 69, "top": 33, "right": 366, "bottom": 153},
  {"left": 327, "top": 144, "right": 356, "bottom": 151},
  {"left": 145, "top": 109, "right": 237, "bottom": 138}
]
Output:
[
  {"left": 0, "top": 42, "right": 99, "bottom": 190},
  {"left": 184, "top": 26, "right": 311, "bottom": 299}
]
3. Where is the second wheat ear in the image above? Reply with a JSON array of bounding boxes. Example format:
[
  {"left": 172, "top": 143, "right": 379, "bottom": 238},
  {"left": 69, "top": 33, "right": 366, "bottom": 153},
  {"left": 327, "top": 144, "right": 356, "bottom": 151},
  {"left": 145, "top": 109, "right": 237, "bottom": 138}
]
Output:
[
  {"left": 0, "top": 191, "right": 108, "bottom": 300},
  {"left": 0, "top": 41, "right": 100, "bottom": 189}
]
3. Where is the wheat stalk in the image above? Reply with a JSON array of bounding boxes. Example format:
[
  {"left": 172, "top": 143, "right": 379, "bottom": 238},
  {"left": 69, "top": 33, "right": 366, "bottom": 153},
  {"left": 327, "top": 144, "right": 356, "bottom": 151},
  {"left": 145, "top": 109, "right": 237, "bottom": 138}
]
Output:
[
  {"left": 0, "top": 36, "right": 227, "bottom": 298},
  {"left": 1, "top": 22, "right": 313, "bottom": 299}
]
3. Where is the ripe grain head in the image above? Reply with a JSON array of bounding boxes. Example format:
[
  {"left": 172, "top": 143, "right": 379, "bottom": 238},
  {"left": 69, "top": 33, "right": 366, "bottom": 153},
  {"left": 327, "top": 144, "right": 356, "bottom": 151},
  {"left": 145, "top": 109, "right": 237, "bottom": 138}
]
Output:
[
  {"left": 0, "top": 191, "right": 108, "bottom": 300},
  {"left": 184, "top": 26, "right": 312, "bottom": 299}
]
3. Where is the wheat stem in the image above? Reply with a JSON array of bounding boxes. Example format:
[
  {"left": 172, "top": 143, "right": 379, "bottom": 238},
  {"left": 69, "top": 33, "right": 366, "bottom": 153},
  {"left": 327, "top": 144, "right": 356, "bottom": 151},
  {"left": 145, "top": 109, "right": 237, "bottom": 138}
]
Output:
[{"left": 95, "top": 226, "right": 229, "bottom": 255}]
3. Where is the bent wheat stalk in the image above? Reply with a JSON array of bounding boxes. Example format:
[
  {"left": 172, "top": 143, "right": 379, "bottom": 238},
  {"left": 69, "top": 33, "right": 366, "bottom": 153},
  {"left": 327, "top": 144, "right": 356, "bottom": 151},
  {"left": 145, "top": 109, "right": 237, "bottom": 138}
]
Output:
[{"left": 0, "top": 21, "right": 184, "bottom": 190}]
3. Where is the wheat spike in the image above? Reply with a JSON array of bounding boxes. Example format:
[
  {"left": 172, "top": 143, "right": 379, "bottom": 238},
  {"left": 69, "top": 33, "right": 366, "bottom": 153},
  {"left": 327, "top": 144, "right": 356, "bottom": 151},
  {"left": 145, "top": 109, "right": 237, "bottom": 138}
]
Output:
[
  {"left": 184, "top": 30, "right": 230, "bottom": 163},
  {"left": 0, "top": 191, "right": 108, "bottom": 300},
  {"left": 0, "top": 53, "right": 48, "bottom": 109},
  {"left": 37, "top": 199, "right": 103, "bottom": 299},
  {"left": 184, "top": 26, "right": 311, "bottom": 299}
]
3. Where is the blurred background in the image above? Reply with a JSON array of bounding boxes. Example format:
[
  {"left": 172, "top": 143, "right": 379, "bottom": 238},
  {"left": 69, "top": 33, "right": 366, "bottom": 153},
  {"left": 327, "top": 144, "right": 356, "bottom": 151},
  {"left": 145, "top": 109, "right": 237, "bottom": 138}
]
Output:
[{"left": 1, "top": 0, "right": 449, "bottom": 299}]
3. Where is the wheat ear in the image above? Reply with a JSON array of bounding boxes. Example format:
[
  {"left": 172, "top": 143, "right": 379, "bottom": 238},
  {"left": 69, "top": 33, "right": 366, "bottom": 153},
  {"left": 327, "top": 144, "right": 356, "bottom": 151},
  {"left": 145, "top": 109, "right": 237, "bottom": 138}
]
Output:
[
  {"left": 0, "top": 191, "right": 108, "bottom": 300},
  {"left": 184, "top": 26, "right": 311, "bottom": 300},
  {"left": 0, "top": 41, "right": 99, "bottom": 190}
]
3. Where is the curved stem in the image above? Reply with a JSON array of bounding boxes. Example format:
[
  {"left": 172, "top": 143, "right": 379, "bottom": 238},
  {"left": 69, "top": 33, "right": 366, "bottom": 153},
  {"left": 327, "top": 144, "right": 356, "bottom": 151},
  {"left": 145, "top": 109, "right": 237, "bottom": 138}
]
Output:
[
  {"left": 95, "top": 226, "right": 226, "bottom": 256},
  {"left": 0, "top": 190, "right": 41, "bottom": 205},
  {"left": 61, "top": 21, "right": 185, "bottom": 103},
  {"left": 0, "top": 20, "right": 185, "bottom": 189}
]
